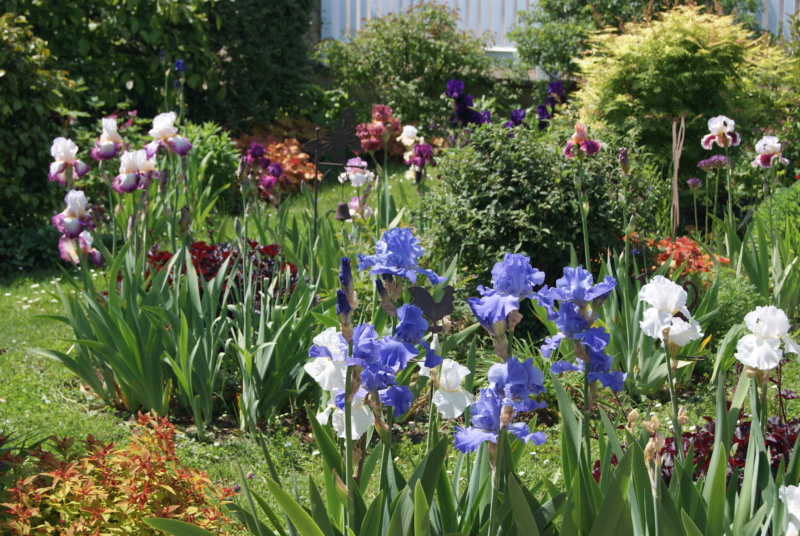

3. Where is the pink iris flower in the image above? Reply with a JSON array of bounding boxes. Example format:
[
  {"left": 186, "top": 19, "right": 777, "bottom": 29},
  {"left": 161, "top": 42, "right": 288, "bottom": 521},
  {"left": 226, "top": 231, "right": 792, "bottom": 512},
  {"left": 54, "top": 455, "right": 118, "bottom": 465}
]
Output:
[{"left": 563, "top": 123, "right": 601, "bottom": 158}]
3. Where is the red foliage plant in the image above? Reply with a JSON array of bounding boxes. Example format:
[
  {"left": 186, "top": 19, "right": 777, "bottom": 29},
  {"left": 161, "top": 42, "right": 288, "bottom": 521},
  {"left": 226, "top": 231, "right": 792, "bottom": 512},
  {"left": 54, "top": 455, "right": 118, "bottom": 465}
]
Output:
[{"left": 0, "top": 413, "right": 235, "bottom": 535}]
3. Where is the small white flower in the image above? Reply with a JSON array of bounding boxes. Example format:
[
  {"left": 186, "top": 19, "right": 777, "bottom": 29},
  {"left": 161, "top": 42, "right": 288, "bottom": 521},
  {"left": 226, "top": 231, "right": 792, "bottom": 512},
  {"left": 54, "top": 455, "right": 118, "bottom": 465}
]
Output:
[
  {"left": 397, "top": 125, "right": 422, "bottom": 147},
  {"left": 639, "top": 276, "right": 703, "bottom": 346},
  {"left": 735, "top": 306, "right": 800, "bottom": 370},
  {"left": 429, "top": 358, "right": 473, "bottom": 419}
]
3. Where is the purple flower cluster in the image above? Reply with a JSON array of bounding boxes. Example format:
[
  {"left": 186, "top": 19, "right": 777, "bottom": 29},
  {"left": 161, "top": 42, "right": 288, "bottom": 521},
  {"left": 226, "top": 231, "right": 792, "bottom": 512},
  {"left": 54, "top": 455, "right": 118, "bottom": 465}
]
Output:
[
  {"left": 504, "top": 109, "right": 526, "bottom": 129},
  {"left": 536, "top": 81, "right": 566, "bottom": 130},
  {"left": 446, "top": 79, "right": 491, "bottom": 128},
  {"left": 536, "top": 267, "right": 625, "bottom": 392},
  {"left": 405, "top": 143, "right": 436, "bottom": 170},
  {"left": 246, "top": 142, "right": 271, "bottom": 170},
  {"left": 697, "top": 154, "right": 729, "bottom": 172}
]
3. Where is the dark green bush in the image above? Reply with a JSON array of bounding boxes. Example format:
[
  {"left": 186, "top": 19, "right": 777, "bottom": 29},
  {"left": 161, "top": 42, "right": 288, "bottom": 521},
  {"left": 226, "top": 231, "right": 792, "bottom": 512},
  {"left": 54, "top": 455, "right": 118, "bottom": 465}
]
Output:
[
  {"left": 0, "top": 14, "right": 75, "bottom": 227},
  {"left": 197, "top": 0, "right": 314, "bottom": 129},
  {"left": 4, "top": 0, "right": 219, "bottom": 118},
  {"left": 318, "top": 1, "right": 495, "bottom": 124},
  {"left": 0, "top": 222, "right": 61, "bottom": 275},
  {"left": 426, "top": 114, "right": 668, "bottom": 284},
  {"left": 575, "top": 6, "right": 794, "bottom": 167}
]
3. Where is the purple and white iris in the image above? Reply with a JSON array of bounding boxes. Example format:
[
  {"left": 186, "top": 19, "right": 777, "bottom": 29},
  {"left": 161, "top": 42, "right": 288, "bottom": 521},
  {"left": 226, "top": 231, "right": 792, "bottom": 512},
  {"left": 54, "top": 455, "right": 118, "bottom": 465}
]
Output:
[
  {"left": 751, "top": 136, "right": 789, "bottom": 169},
  {"left": 338, "top": 157, "right": 374, "bottom": 187},
  {"left": 58, "top": 230, "right": 103, "bottom": 266},
  {"left": 90, "top": 117, "right": 124, "bottom": 161},
  {"left": 49, "top": 138, "right": 90, "bottom": 185},
  {"left": 112, "top": 150, "right": 159, "bottom": 193},
  {"left": 145, "top": 112, "right": 192, "bottom": 158},
  {"left": 52, "top": 190, "right": 94, "bottom": 239},
  {"left": 701, "top": 115, "right": 740, "bottom": 150},
  {"left": 358, "top": 227, "right": 446, "bottom": 286}
]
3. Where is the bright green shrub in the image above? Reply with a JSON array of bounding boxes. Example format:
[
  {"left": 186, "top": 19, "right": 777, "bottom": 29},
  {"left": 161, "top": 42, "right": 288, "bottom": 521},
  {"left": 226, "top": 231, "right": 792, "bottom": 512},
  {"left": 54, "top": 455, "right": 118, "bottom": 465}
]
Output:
[
  {"left": 509, "top": 0, "right": 760, "bottom": 79},
  {"left": 0, "top": 14, "right": 75, "bottom": 226},
  {"left": 426, "top": 114, "right": 668, "bottom": 284},
  {"left": 701, "top": 268, "right": 766, "bottom": 347},
  {"left": 0, "top": 413, "right": 234, "bottom": 535},
  {"left": 575, "top": 6, "right": 794, "bottom": 166},
  {"left": 318, "top": 1, "right": 495, "bottom": 124},
  {"left": 756, "top": 181, "right": 800, "bottom": 236}
]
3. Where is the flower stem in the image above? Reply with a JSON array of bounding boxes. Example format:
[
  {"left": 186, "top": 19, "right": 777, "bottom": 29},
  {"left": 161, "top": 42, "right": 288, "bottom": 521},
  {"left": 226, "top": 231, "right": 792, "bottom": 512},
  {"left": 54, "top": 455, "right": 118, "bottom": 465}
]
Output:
[
  {"left": 575, "top": 158, "right": 591, "bottom": 271},
  {"left": 343, "top": 365, "right": 353, "bottom": 527},
  {"left": 583, "top": 371, "right": 592, "bottom": 467},
  {"left": 664, "top": 347, "right": 684, "bottom": 461}
]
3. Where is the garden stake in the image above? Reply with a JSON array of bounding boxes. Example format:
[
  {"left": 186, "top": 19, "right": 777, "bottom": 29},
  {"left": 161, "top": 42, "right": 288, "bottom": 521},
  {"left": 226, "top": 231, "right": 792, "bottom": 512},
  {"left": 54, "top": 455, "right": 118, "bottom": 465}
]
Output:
[{"left": 670, "top": 116, "right": 686, "bottom": 239}]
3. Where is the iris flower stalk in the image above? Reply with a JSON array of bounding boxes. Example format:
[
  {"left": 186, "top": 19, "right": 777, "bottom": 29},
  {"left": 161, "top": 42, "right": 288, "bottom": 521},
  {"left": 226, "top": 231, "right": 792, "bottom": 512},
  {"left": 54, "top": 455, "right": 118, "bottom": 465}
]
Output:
[{"left": 564, "top": 123, "right": 600, "bottom": 270}]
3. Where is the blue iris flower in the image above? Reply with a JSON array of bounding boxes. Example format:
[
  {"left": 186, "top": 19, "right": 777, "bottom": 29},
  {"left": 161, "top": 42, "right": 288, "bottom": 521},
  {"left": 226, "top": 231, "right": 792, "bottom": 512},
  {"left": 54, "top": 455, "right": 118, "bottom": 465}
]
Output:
[
  {"left": 469, "top": 253, "right": 544, "bottom": 336},
  {"left": 536, "top": 266, "right": 616, "bottom": 319},
  {"left": 454, "top": 388, "right": 546, "bottom": 453},
  {"left": 487, "top": 357, "right": 547, "bottom": 413},
  {"left": 539, "top": 267, "right": 625, "bottom": 392},
  {"left": 358, "top": 227, "right": 445, "bottom": 285}
]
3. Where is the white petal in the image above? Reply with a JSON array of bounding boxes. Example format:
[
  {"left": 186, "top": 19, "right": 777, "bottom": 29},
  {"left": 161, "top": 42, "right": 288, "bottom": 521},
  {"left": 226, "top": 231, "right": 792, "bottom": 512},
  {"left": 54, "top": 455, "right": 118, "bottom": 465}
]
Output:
[
  {"left": 313, "top": 327, "right": 347, "bottom": 360},
  {"left": 745, "top": 305, "right": 791, "bottom": 339},
  {"left": 640, "top": 308, "right": 673, "bottom": 340},
  {"left": 735, "top": 334, "right": 782, "bottom": 370},
  {"left": 433, "top": 389, "right": 473, "bottom": 419},
  {"left": 638, "top": 276, "right": 686, "bottom": 312},
  {"left": 667, "top": 316, "right": 703, "bottom": 347},
  {"left": 330, "top": 401, "right": 373, "bottom": 439},
  {"left": 438, "top": 358, "right": 471, "bottom": 391},
  {"left": 303, "top": 359, "right": 347, "bottom": 392},
  {"left": 149, "top": 111, "right": 178, "bottom": 139}
]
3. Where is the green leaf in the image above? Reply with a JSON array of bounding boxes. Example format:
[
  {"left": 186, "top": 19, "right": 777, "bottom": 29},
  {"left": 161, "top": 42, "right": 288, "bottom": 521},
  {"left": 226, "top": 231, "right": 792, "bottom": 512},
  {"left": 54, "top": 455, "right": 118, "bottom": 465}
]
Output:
[
  {"left": 509, "top": 476, "right": 541, "bottom": 536},
  {"left": 414, "top": 480, "right": 431, "bottom": 536},
  {"left": 588, "top": 448, "right": 633, "bottom": 536},
  {"left": 143, "top": 518, "right": 217, "bottom": 536},
  {"left": 264, "top": 476, "right": 326, "bottom": 536},
  {"left": 306, "top": 403, "right": 344, "bottom": 477}
]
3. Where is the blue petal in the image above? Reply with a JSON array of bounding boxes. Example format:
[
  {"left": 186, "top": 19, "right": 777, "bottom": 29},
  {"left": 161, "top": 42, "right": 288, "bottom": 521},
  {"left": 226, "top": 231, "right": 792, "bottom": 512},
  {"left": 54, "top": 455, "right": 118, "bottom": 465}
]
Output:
[
  {"left": 454, "top": 427, "right": 497, "bottom": 453},
  {"left": 395, "top": 304, "right": 428, "bottom": 343},
  {"left": 575, "top": 327, "right": 610, "bottom": 352},
  {"left": 541, "top": 334, "right": 565, "bottom": 358},
  {"left": 379, "top": 338, "right": 418, "bottom": 371},
  {"left": 551, "top": 360, "right": 584, "bottom": 374},
  {"left": 468, "top": 294, "right": 519, "bottom": 332},
  {"left": 421, "top": 341, "right": 442, "bottom": 368},
  {"left": 336, "top": 290, "right": 351, "bottom": 318},
  {"left": 588, "top": 370, "right": 627, "bottom": 392},
  {"left": 380, "top": 385, "right": 415, "bottom": 416},
  {"left": 506, "top": 423, "right": 547, "bottom": 446},
  {"left": 490, "top": 253, "right": 545, "bottom": 297}
]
